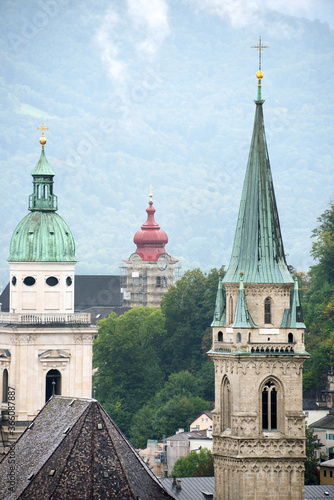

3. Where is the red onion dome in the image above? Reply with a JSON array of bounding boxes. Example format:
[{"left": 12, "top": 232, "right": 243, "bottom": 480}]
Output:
[{"left": 133, "top": 200, "right": 168, "bottom": 261}]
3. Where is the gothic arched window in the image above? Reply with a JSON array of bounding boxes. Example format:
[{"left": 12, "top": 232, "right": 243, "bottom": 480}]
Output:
[
  {"left": 2, "top": 369, "right": 8, "bottom": 403},
  {"left": 264, "top": 297, "right": 271, "bottom": 324},
  {"left": 262, "top": 380, "right": 278, "bottom": 430},
  {"left": 218, "top": 331, "right": 223, "bottom": 342},
  {"left": 288, "top": 333, "right": 294, "bottom": 343},
  {"left": 45, "top": 369, "right": 61, "bottom": 402},
  {"left": 221, "top": 377, "right": 231, "bottom": 431}
]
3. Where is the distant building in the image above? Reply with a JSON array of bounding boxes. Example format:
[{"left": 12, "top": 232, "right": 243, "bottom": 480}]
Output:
[
  {"left": 303, "top": 399, "right": 329, "bottom": 426},
  {"left": 310, "top": 408, "right": 334, "bottom": 459},
  {"left": 166, "top": 428, "right": 212, "bottom": 477},
  {"left": 121, "top": 192, "right": 180, "bottom": 308},
  {"left": 0, "top": 396, "right": 175, "bottom": 499},
  {"left": 189, "top": 411, "right": 213, "bottom": 432},
  {"left": 320, "top": 459, "right": 334, "bottom": 485}
]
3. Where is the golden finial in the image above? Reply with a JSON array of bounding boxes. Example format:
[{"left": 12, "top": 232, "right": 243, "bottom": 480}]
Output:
[
  {"left": 149, "top": 184, "right": 153, "bottom": 200},
  {"left": 37, "top": 122, "right": 49, "bottom": 146}
]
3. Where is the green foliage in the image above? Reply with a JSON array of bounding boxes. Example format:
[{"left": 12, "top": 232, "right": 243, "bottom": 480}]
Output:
[
  {"left": 305, "top": 426, "right": 324, "bottom": 485},
  {"left": 170, "top": 448, "right": 214, "bottom": 478},
  {"left": 93, "top": 267, "right": 221, "bottom": 444},
  {"left": 303, "top": 203, "right": 334, "bottom": 398},
  {"left": 129, "top": 371, "right": 210, "bottom": 448},
  {"left": 161, "top": 267, "right": 224, "bottom": 373},
  {"left": 93, "top": 307, "right": 167, "bottom": 435}
]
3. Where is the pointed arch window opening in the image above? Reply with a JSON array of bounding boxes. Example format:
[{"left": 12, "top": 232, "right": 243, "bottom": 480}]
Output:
[
  {"left": 221, "top": 377, "right": 231, "bottom": 431},
  {"left": 2, "top": 369, "right": 8, "bottom": 403},
  {"left": 264, "top": 297, "right": 271, "bottom": 324},
  {"left": 229, "top": 296, "right": 233, "bottom": 325},
  {"left": 262, "top": 380, "right": 278, "bottom": 430},
  {"left": 45, "top": 369, "right": 61, "bottom": 402}
]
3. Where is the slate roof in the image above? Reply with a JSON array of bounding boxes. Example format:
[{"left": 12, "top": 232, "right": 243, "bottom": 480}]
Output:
[
  {"left": 167, "top": 430, "right": 209, "bottom": 442},
  {"left": 0, "top": 275, "right": 128, "bottom": 317},
  {"left": 0, "top": 396, "right": 175, "bottom": 500},
  {"left": 310, "top": 412, "right": 334, "bottom": 430},
  {"left": 74, "top": 275, "right": 123, "bottom": 310},
  {"left": 159, "top": 478, "right": 334, "bottom": 500},
  {"left": 303, "top": 399, "right": 325, "bottom": 411}
]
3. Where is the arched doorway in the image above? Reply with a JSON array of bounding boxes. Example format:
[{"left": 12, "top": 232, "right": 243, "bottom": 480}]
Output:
[{"left": 45, "top": 369, "right": 61, "bottom": 402}]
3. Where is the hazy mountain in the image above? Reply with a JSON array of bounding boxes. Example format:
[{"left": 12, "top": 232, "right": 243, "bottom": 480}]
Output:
[{"left": 0, "top": 0, "right": 333, "bottom": 289}]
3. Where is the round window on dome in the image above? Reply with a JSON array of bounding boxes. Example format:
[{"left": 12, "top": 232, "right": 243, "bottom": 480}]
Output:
[
  {"left": 66, "top": 276, "right": 72, "bottom": 286},
  {"left": 24, "top": 276, "right": 36, "bottom": 286},
  {"left": 11, "top": 276, "right": 17, "bottom": 286},
  {"left": 46, "top": 276, "right": 59, "bottom": 287}
]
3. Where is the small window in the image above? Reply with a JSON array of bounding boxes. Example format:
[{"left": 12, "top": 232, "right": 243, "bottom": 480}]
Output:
[
  {"left": 218, "top": 331, "right": 223, "bottom": 342},
  {"left": 330, "top": 471, "right": 333, "bottom": 478},
  {"left": 2, "top": 369, "right": 8, "bottom": 403},
  {"left": 11, "top": 276, "right": 17, "bottom": 286},
  {"left": 23, "top": 276, "right": 36, "bottom": 286},
  {"left": 156, "top": 276, "right": 161, "bottom": 288},
  {"left": 264, "top": 298, "right": 271, "bottom": 324},
  {"left": 66, "top": 276, "right": 72, "bottom": 286},
  {"left": 161, "top": 277, "right": 167, "bottom": 288},
  {"left": 236, "top": 332, "right": 241, "bottom": 343},
  {"left": 46, "top": 277, "right": 59, "bottom": 287},
  {"left": 324, "top": 470, "right": 327, "bottom": 477},
  {"left": 288, "top": 333, "right": 294, "bottom": 343}
]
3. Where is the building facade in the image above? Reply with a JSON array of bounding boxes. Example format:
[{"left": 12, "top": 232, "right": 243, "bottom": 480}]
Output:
[
  {"left": 0, "top": 130, "right": 97, "bottom": 450},
  {"left": 122, "top": 192, "right": 179, "bottom": 307},
  {"left": 209, "top": 68, "right": 309, "bottom": 499}
]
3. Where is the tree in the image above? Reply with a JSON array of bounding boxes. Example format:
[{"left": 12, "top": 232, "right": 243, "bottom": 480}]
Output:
[
  {"left": 170, "top": 448, "right": 214, "bottom": 478},
  {"left": 305, "top": 426, "right": 324, "bottom": 485},
  {"left": 160, "top": 267, "right": 224, "bottom": 374},
  {"left": 93, "top": 307, "right": 167, "bottom": 436},
  {"left": 129, "top": 371, "right": 211, "bottom": 448},
  {"left": 303, "top": 203, "right": 334, "bottom": 398}
]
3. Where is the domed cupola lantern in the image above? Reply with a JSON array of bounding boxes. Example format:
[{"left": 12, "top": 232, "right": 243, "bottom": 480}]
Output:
[
  {"left": 123, "top": 187, "right": 179, "bottom": 308},
  {"left": 8, "top": 125, "right": 76, "bottom": 314}
]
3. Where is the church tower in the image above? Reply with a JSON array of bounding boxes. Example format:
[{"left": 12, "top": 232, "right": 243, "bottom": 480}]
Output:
[
  {"left": 123, "top": 190, "right": 179, "bottom": 307},
  {"left": 209, "top": 43, "right": 309, "bottom": 500},
  {"left": 0, "top": 126, "right": 97, "bottom": 448}
]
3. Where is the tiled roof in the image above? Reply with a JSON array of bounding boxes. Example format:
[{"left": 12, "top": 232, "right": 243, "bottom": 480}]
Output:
[
  {"left": 0, "top": 396, "right": 174, "bottom": 499},
  {"left": 303, "top": 399, "right": 324, "bottom": 411}
]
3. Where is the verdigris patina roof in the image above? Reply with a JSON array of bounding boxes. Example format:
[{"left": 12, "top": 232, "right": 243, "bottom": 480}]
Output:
[
  {"left": 8, "top": 211, "right": 76, "bottom": 262},
  {"left": 8, "top": 141, "right": 76, "bottom": 263},
  {"left": 223, "top": 95, "right": 293, "bottom": 285},
  {"left": 0, "top": 396, "right": 175, "bottom": 500}
]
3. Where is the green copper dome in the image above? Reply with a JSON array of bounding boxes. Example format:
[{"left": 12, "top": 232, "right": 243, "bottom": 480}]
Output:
[{"left": 8, "top": 144, "right": 76, "bottom": 263}]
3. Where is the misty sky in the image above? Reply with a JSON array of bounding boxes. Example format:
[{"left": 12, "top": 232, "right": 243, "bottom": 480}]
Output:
[{"left": 0, "top": 0, "right": 333, "bottom": 287}]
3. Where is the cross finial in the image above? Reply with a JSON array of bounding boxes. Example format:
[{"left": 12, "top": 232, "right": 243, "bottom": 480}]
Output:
[
  {"left": 149, "top": 184, "right": 153, "bottom": 200},
  {"left": 251, "top": 36, "right": 269, "bottom": 71},
  {"left": 37, "top": 122, "right": 49, "bottom": 147}
]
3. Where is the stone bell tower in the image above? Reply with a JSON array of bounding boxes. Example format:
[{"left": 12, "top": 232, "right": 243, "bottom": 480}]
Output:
[{"left": 209, "top": 41, "right": 309, "bottom": 500}]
